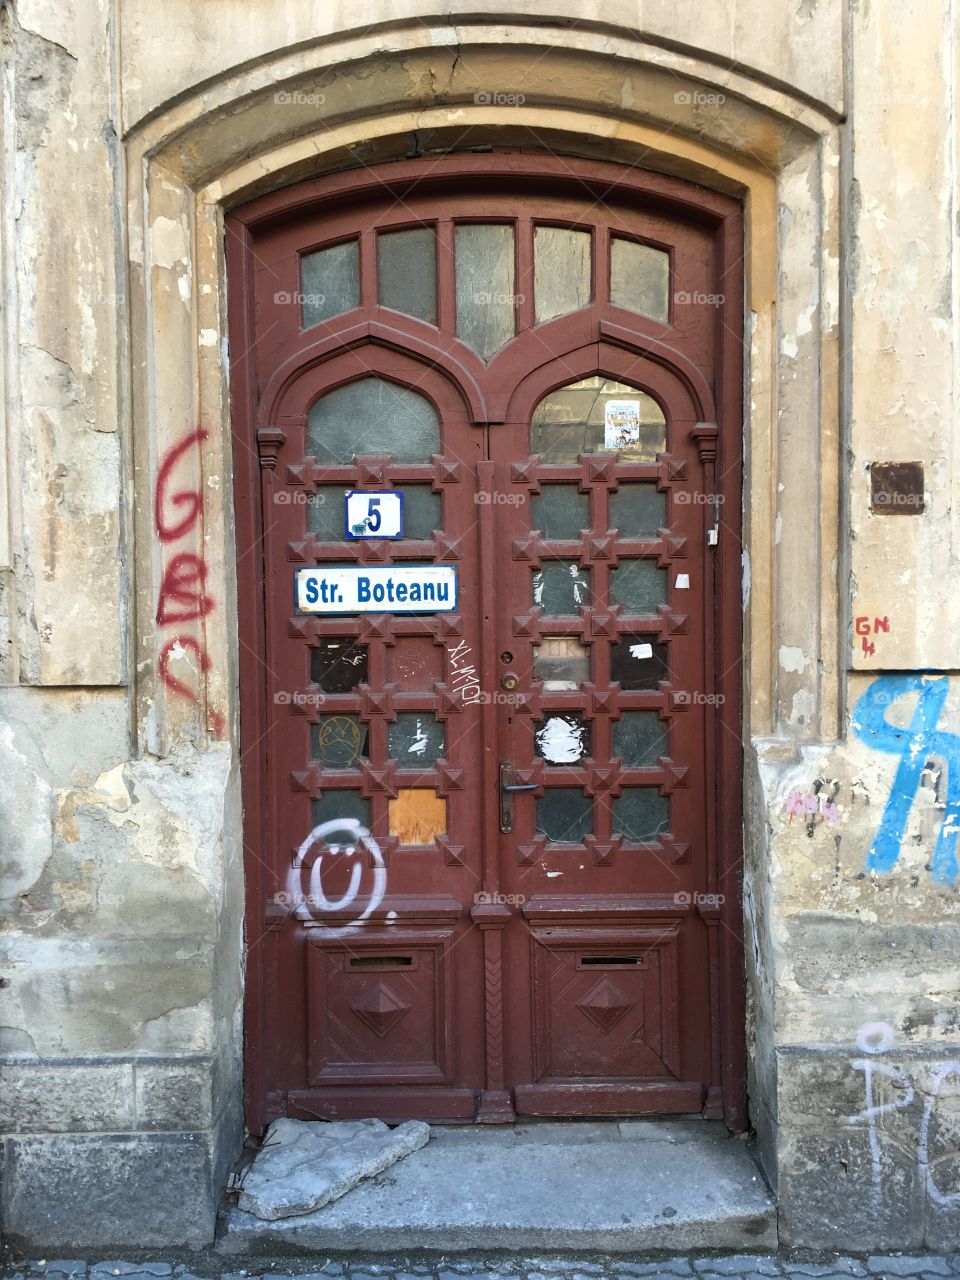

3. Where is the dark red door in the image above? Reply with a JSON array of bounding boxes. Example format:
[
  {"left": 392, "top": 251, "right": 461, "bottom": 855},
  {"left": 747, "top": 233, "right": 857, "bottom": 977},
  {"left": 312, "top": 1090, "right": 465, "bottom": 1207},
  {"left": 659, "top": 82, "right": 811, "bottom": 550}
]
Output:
[{"left": 228, "top": 154, "right": 745, "bottom": 1130}]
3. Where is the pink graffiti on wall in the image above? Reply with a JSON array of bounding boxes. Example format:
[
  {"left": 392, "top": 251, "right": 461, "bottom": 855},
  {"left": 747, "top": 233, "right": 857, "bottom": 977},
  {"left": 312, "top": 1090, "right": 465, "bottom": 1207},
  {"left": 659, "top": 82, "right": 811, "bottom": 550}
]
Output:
[{"left": 154, "top": 429, "right": 224, "bottom": 736}]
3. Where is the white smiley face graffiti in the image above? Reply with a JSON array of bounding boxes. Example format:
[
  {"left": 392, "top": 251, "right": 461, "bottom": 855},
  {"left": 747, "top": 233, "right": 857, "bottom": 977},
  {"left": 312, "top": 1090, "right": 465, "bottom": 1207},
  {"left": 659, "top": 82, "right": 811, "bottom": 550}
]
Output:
[{"left": 284, "top": 818, "right": 387, "bottom": 935}]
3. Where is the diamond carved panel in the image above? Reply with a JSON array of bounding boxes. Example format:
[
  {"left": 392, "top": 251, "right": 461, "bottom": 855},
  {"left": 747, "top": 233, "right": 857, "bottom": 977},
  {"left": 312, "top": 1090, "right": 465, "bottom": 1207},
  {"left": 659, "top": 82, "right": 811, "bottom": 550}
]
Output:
[
  {"left": 351, "top": 979, "right": 411, "bottom": 1038},
  {"left": 528, "top": 925, "right": 682, "bottom": 1082},
  {"left": 306, "top": 933, "right": 454, "bottom": 1086},
  {"left": 576, "top": 975, "right": 635, "bottom": 1033}
]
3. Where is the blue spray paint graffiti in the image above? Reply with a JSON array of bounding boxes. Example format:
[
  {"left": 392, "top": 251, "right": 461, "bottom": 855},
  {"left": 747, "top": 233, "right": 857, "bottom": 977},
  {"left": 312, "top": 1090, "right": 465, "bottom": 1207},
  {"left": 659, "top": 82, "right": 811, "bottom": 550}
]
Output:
[{"left": 851, "top": 675, "right": 960, "bottom": 884}]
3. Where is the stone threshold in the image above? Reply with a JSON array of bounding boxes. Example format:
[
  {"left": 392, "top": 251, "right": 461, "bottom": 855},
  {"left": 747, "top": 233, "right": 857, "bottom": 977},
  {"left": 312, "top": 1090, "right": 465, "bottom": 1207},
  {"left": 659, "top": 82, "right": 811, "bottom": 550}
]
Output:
[{"left": 217, "top": 1118, "right": 777, "bottom": 1255}]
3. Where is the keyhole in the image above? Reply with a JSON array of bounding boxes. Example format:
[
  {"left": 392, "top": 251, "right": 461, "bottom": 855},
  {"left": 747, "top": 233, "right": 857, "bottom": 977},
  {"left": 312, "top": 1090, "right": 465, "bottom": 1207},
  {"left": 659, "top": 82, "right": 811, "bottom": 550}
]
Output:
[{"left": 500, "top": 651, "right": 514, "bottom": 664}]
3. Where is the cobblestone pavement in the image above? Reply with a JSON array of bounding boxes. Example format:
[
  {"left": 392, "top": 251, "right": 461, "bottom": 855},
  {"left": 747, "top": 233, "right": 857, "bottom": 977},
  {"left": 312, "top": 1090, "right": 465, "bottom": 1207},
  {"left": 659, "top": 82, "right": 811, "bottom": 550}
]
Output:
[{"left": 3, "top": 1255, "right": 960, "bottom": 1280}]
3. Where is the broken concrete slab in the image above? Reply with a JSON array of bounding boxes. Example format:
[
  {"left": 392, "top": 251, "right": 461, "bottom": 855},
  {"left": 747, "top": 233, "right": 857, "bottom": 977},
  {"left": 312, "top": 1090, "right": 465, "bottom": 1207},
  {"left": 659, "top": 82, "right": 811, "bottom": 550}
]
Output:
[
  {"left": 237, "top": 1118, "right": 430, "bottom": 1220},
  {"left": 221, "top": 1120, "right": 776, "bottom": 1252}
]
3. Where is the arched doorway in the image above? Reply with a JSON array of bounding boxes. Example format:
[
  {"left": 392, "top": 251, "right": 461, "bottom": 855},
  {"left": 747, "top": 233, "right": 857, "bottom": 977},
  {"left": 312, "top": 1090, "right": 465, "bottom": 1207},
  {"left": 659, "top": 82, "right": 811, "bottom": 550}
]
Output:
[{"left": 227, "top": 153, "right": 744, "bottom": 1131}]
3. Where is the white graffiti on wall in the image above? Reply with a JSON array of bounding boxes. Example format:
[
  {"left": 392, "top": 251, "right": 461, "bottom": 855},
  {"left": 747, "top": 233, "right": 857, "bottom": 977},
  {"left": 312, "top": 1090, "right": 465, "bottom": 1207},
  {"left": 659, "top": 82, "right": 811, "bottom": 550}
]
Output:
[
  {"left": 280, "top": 818, "right": 387, "bottom": 937},
  {"left": 846, "top": 1021, "right": 960, "bottom": 1209}
]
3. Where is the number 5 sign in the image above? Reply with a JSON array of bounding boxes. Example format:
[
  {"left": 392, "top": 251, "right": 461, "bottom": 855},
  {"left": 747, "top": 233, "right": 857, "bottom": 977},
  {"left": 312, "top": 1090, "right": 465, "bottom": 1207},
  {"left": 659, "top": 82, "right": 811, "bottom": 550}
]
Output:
[{"left": 344, "top": 490, "right": 404, "bottom": 540}]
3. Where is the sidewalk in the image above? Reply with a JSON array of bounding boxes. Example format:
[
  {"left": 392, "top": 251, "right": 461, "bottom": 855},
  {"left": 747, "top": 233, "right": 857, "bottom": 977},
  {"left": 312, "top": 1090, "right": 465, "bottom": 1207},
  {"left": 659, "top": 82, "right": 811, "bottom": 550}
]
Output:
[{"left": 3, "top": 1254, "right": 959, "bottom": 1280}]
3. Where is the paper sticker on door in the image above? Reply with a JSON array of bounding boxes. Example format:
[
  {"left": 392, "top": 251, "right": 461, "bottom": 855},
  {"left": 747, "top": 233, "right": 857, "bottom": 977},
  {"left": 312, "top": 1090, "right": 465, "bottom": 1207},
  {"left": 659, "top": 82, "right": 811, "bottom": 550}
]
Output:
[
  {"left": 296, "top": 565, "right": 458, "bottom": 614},
  {"left": 603, "top": 399, "right": 641, "bottom": 450}
]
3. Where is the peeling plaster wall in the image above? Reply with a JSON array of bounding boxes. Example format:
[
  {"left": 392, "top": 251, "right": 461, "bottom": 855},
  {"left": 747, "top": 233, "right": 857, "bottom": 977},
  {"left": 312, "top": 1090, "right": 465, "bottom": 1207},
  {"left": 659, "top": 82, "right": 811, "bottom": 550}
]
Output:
[
  {"left": 1, "top": 0, "right": 124, "bottom": 686},
  {"left": 0, "top": 0, "right": 959, "bottom": 1253}
]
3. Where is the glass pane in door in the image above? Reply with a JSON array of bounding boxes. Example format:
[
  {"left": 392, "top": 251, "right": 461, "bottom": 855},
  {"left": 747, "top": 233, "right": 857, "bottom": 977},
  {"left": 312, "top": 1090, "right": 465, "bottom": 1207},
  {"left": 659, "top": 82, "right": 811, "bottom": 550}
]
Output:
[{"left": 455, "top": 223, "right": 516, "bottom": 360}]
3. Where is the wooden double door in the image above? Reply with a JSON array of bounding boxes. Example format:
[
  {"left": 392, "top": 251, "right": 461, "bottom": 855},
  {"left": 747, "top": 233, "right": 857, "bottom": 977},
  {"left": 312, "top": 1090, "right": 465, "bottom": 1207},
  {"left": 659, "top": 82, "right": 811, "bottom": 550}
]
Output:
[{"left": 229, "top": 154, "right": 745, "bottom": 1130}]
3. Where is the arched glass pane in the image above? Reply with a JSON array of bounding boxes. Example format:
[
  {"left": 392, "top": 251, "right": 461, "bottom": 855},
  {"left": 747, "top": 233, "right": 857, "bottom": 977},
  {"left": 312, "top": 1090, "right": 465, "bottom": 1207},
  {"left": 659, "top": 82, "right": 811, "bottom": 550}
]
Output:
[
  {"left": 300, "top": 240, "right": 360, "bottom": 327},
  {"left": 610, "top": 238, "right": 670, "bottom": 322},
  {"left": 531, "top": 376, "right": 666, "bottom": 463},
  {"left": 307, "top": 378, "right": 441, "bottom": 463},
  {"left": 534, "top": 226, "right": 591, "bottom": 322}
]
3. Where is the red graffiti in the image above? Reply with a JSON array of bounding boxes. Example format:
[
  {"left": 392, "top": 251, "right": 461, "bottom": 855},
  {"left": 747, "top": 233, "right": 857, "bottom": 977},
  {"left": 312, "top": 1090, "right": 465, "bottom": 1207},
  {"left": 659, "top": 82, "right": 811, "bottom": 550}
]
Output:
[
  {"left": 856, "top": 615, "right": 891, "bottom": 658},
  {"left": 154, "top": 429, "right": 210, "bottom": 542},
  {"left": 154, "top": 428, "right": 223, "bottom": 737},
  {"left": 158, "top": 636, "right": 225, "bottom": 737},
  {"left": 156, "top": 552, "right": 213, "bottom": 625}
]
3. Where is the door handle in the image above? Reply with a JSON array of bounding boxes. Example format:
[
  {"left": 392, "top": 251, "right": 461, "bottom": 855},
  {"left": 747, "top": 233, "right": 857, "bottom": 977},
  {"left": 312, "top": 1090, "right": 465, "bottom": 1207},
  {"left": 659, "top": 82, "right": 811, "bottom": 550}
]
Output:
[{"left": 500, "top": 761, "right": 538, "bottom": 833}]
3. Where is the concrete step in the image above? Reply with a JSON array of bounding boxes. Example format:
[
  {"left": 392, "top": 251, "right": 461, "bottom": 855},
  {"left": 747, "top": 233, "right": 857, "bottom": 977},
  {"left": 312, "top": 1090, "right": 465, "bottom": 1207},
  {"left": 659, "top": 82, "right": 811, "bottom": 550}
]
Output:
[{"left": 218, "top": 1118, "right": 777, "bottom": 1255}]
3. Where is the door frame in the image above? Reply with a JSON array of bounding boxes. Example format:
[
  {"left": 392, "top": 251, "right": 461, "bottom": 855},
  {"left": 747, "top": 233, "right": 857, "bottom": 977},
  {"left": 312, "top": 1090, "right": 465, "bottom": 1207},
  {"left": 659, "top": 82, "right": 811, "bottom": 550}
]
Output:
[{"left": 226, "top": 151, "right": 746, "bottom": 1133}]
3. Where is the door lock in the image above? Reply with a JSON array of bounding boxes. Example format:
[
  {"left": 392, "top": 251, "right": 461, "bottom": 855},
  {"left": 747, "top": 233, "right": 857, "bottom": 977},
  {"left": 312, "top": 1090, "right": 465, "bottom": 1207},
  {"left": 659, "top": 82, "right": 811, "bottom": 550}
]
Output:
[
  {"left": 499, "top": 760, "right": 539, "bottom": 832},
  {"left": 501, "top": 672, "right": 520, "bottom": 691}
]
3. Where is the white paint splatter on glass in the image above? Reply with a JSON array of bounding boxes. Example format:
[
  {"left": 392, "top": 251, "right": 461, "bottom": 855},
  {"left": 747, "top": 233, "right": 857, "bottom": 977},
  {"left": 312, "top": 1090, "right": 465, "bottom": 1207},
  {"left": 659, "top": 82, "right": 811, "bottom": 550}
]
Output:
[
  {"left": 537, "top": 715, "right": 586, "bottom": 763},
  {"left": 407, "top": 718, "right": 429, "bottom": 755}
]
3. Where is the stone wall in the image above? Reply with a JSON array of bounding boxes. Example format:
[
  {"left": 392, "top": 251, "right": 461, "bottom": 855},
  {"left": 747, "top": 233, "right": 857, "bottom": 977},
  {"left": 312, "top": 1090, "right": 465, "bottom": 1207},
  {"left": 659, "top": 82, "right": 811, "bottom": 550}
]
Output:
[{"left": 0, "top": 0, "right": 958, "bottom": 1251}]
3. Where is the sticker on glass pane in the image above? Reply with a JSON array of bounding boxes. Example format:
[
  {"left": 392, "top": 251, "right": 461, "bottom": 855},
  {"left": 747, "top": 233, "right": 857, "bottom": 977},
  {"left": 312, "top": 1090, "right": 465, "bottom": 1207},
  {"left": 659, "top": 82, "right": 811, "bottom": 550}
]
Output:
[
  {"left": 611, "top": 636, "right": 668, "bottom": 689},
  {"left": 612, "top": 787, "right": 669, "bottom": 842},
  {"left": 533, "top": 562, "right": 590, "bottom": 614},
  {"left": 312, "top": 716, "right": 367, "bottom": 767},
  {"left": 533, "top": 636, "right": 590, "bottom": 689},
  {"left": 536, "top": 715, "right": 590, "bottom": 764},
  {"left": 536, "top": 787, "right": 592, "bottom": 843},
  {"left": 604, "top": 400, "right": 641, "bottom": 451}
]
